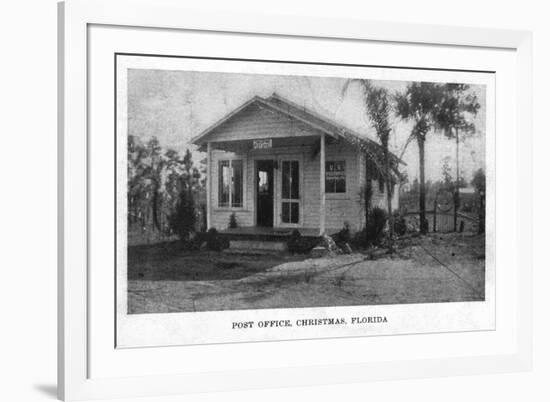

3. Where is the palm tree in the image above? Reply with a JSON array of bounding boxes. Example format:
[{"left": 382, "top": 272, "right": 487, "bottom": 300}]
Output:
[
  {"left": 362, "top": 80, "right": 395, "bottom": 250},
  {"left": 341, "top": 79, "right": 401, "bottom": 247},
  {"left": 434, "top": 84, "right": 480, "bottom": 231},
  {"left": 395, "top": 82, "right": 446, "bottom": 234}
]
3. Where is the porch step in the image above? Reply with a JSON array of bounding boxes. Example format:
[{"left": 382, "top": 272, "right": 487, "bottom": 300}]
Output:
[
  {"left": 227, "top": 239, "right": 288, "bottom": 253},
  {"left": 222, "top": 248, "right": 282, "bottom": 256}
]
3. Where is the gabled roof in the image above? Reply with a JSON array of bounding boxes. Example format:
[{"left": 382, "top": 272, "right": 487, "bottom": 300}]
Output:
[{"left": 191, "top": 93, "right": 405, "bottom": 170}]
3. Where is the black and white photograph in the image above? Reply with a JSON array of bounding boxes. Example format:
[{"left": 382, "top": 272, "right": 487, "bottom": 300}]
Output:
[
  {"left": 115, "top": 54, "right": 494, "bottom": 347},
  {"left": 6, "top": 0, "right": 545, "bottom": 400},
  {"left": 121, "top": 57, "right": 487, "bottom": 313}
]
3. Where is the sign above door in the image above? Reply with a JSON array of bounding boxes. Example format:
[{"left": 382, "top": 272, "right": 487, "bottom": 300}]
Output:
[{"left": 253, "top": 139, "right": 272, "bottom": 149}]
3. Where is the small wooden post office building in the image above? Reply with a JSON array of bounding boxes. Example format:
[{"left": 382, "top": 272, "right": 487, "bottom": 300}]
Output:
[{"left": 192, "top": 94, "right": 400, "bottom": 236}]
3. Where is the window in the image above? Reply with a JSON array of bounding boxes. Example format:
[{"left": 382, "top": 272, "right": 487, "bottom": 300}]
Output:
[
  {"left": 378, "top": 177, "right": 385, "bottom": 193},
  {"left": 281, "top": 160, "right": 300, "bottom": 224},
  {"left": 325, "top": 161, "right": 346, "bottom": 193},
  {"left": 218, "top": 159, "right": 243, "bottom": 208}
]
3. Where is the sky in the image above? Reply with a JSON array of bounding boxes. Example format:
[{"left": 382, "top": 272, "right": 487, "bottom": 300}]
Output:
[{"left": 127, "top": 69, "right": 486, "bottom": 184}]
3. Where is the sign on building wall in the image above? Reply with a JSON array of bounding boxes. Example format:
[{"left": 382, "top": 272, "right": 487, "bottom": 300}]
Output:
[
  {"left": 325, "top": 161, "right": 346, "bottom": 193},
  {"left": 253, "top": 139, "right": 272, "bottom": 149},
  {"left": 325, "top": 161, "right": 345, "bottom": 177}
]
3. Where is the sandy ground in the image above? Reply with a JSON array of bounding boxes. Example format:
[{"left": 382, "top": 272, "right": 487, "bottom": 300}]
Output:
[{"left": 127, "top": 233, "right": 485, "bottom": 314}]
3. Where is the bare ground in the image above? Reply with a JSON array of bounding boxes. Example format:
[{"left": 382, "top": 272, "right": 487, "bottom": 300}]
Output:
[{"left": 127, "top": 233, "right": 485, "bottom": 314}]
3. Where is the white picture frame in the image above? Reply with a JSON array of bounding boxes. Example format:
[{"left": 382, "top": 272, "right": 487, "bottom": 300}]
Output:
[{"left": 58, "top": 0, "right": 533, "bottom": 400}]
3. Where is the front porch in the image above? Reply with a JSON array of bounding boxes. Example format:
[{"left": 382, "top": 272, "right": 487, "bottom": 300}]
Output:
[
  {"left": 219, "top": 226, "right": 328, "bottom": 254},
  {"left": 220, "top": 226, "right": 327, "bottom": 240}
]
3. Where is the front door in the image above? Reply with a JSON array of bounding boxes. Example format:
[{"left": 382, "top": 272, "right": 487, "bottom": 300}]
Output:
[{"left": 256, "top": 160, "right": 274, "bottom": 227}]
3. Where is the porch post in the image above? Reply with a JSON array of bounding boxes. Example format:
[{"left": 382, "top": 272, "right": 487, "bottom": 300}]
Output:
[
  {"left": 206, "top": 141, "right": 212, "bottom": 229},
  {"left": 319, "top": 133, "right": 326, "bottom": 235}
]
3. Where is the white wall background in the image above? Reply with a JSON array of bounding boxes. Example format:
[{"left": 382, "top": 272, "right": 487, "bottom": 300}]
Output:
[{"left": 0, "top": 0, "right": 547, "bottom": 401}]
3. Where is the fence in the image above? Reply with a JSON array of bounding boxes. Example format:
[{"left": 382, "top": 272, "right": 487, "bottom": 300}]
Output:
[{"left": 404, "top": 208, "right": 479, "bottom": 233}]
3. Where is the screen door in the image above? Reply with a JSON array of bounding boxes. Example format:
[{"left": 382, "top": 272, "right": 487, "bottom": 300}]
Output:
[{"left": 280, "top": 160, "right": 300, "bottom": 225}]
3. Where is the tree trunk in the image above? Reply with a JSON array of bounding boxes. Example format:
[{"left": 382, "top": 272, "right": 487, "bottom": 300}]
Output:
[
  {"left": 365, "top": 185, "right": 369, "bottom": 229},
  {"left": 478, "top": 191, "right": 485, "bottom": 234},
  {"left": 418, "top": 135, "right": 428, "bottom": 234},
  {"left": 364, "top": 154, "right": 372, "bottom": 230},
  {"left": 152, "top": 183, "right": 161, "bottom": 231},
  {"left": 454, "top": 128, "right": 460, "bottom": 232},
  {"left": 433, "top": 196, "right": 437, "bottom": 232},
  {"left": 385, "top": 152, "right": 394, "bottom": 251}
]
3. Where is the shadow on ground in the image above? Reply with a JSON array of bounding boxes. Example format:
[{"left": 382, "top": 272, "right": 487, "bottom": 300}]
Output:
[
  {"left": 128, "top": 241, "right": 306, "bottom": 282},
  {"left": 33, "top": 384, "right": 57, "bottom": 399}
]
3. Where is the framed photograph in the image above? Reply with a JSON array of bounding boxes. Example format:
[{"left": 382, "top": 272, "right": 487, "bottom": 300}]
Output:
[{"left": 58, "top": 0, "right": 533, "bottom": 400}]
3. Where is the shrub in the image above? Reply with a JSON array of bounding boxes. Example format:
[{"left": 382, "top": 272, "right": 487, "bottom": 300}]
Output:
[
  {"left": 287, "top": 229, "right": 302, "bottom": 254},
  {"left": 351, "top": 230, "right": 367, "bottom": 248},
  {"left": 352, "top": 207, "right": 388, "bottom": 248},
  {"left": 287, "top": 229, "right": 318, "bottom": 254},
  {"left": 228, "top": 212, "right": 238, "bottom": 229},
  {"left": 366, "top": 207, "right": 387, "bottom": 243},
  {"left": 392, "top": 212, "right": 407, "bottom": 236},
  {"left": 199, "top": 203, "right": 207, "bottom": 232},
  {"left": 205, "top": 228, "right": 229, "bottom": 251},
  {"left": 182, "top": 231, "right": 205, "bottom": 251},
  {"left": 331, "top": 222, "right": 351, "bottom": 247},
  {"left": 168, "top": 188, "right": 196, "bottom": 243}
]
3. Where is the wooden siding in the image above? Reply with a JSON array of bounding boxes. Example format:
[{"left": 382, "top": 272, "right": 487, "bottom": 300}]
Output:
[
  {"left": 205, "top": 103, "right": 322, "bottom": 143},
  {"left": 209, "top": 142, "right": 366, "bottom": 233},
  {"left": 302, "top": 142, "right": 364, "bottom": 232}
]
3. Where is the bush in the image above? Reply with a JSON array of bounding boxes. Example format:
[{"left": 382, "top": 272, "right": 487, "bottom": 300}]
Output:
[
  {"left": 287, "top": 229, "right": 318, "bottom": 254},
  {"left": 287, "top": 229, "right": 302, "bottom": 254},
  {"left": 181, "top": 231, "right": 205, "bottom": 251},
  {"left": 199, "top": 203, "right": 207, "bottom": 232},
  {"left": 352, "top": 207, "right": 388, "bottom": 248},
  {"left": 228, "top": 212, "right": 238, "bottom": 229},
  {"left": 169, "top": 188, "right": 196, "bottom": 243},
  {"left": 351, "top": 230, "right": 366, "bottom": 248},
  {"left": 392, "top": 212, "right": 407, "bottom": 236},
  {"left": 366, "top": 207, "right": 387, "bottom": 242},
  {"left": 331, "top": 222, "right": 351, "bottom": 248},
  {"left": 205, "top": 228, "right": 229, "bottom": 251}
]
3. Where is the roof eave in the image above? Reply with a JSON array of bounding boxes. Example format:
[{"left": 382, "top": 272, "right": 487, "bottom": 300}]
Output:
[{"left": 191, "top": 94, "right": 403, "bottom": 167}]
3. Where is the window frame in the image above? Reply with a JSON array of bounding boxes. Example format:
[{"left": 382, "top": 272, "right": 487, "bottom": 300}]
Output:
[{"left": 217, "top": 158, "right": 245, "bottom": 209}]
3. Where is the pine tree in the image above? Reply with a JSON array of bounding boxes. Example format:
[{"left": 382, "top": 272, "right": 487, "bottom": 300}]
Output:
[
  {"left": 169, "top": 180, "right": 196, "bottom": 243},
  {"left": 168, "top": 149, "right": 199, "bottom": 243}
]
